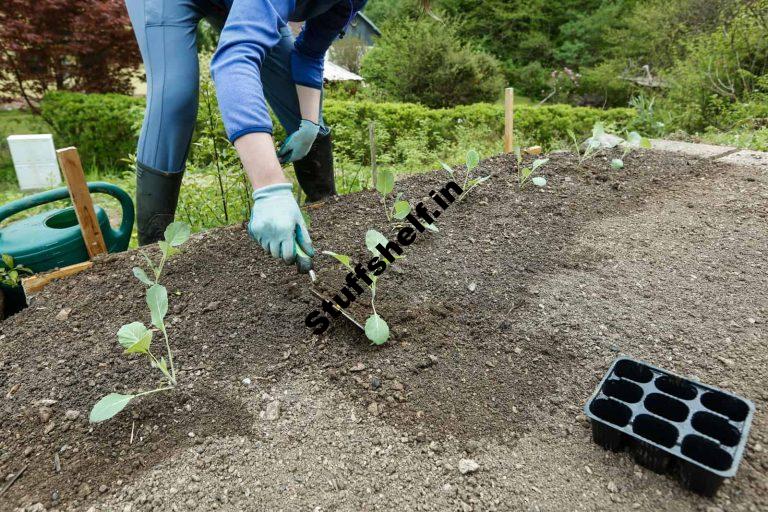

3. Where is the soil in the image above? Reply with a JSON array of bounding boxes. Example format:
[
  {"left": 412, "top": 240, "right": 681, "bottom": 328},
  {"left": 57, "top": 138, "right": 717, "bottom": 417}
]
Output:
[{"left": 1, "top": 149, "right": 766, "bottom": 512}]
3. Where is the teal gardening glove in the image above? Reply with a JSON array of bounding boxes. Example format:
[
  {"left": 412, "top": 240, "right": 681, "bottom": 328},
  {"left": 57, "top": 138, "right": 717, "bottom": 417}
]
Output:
[
  {"left": 277, "top": 119, "right": 320, "bottom": 164},
  {"left": 248, "top": 183, "right": 314, "bottom": 273}
]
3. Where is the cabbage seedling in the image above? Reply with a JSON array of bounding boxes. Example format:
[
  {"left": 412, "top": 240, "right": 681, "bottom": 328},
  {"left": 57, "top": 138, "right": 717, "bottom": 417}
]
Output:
[
  {"left": 376, "top": 169, "right": 412, "bottom": 222},
  {"left": 611, "top": 131, "right": 652, "bottom": 170},
  {"left": 90, "top": 222, "right": 191, "bottom": 423},
  {"left": 515, "top": 147, "right": 549, "bottom": 189},
  {"left": 441, "top": 149, "right": 490, "bottom": 204}
]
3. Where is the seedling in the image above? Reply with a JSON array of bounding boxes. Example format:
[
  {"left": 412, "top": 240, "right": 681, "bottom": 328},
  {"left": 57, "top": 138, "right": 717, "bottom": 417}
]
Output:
[
  {"left": 515, "top": 147, "right": 549, "bottom": 190},
  {"left": 376, "top": 169, "right": 411, "bottom": 222},
  {"left": 321, "top": 228, "right": 399, "bottom": 346},
  {"left": 441, "top": 149, "right": 490, "bottom": 204},
  {"left": 0, "top": 254, "right": 31, "bottom": 288},
  {"left": 90, "top": 222, "right": 191, "bottom": 423},
  {"left": 568, "top": 123, "right": 604, "bottom": 166},
  {"left": 611, "top": 131, "right": 652, "bottom": 170}
]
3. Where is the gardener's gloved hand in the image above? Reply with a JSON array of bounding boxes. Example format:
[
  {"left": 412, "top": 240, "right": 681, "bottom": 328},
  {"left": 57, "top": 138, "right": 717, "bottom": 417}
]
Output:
[
  {"left": 248, "top": 183, "right": 314, "bottom": 273},
  {"left": 277, "top": 119, "right": 320, "bottom": 164}
]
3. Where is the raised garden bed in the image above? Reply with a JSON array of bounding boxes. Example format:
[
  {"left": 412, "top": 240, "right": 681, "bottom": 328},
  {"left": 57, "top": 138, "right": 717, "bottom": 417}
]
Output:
[{"left": 1, "top": 150, "right": 766, "bottom": 511}]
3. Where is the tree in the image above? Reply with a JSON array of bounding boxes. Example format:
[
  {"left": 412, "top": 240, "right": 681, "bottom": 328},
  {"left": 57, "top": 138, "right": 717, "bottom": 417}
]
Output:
[
  {"left": 361, "top": 18, "right": 504, "bottom": 107},
  {"left": 0, "top": 0, "right": 140, "bottom": 112}
]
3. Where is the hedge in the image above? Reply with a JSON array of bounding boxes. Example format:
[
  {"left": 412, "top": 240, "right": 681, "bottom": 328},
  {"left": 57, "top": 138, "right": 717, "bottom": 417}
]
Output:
[{"left": 41, "top": 91, "right": 636, "bottom": 169}]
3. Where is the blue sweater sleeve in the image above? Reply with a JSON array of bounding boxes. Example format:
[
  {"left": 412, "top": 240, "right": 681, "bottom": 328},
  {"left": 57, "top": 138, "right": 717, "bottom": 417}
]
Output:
[
  {"left": 291, "top": 0, "right": 367, "bottom": 89},
  {"left": 211, "top": 0, "right": 293, "bottom": 142}
]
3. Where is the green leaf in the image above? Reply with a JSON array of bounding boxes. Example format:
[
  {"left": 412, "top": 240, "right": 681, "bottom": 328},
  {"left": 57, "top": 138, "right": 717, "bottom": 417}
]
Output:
[
  {"left": 117, "top": 322, "right": 152, "bottom": 354},
  {"left": 322, "top": 250, "right": 352, "bottom": 269},
  {"left": 611, "top": 158, "right": 625, "bottom": 170},
  {"left": 132, "top": 267, "right": 153, "bottom": 286},
  {"left": 146, "top": 284, "right": 168, "bottom": 330},
  {"left": 521, "top": 167, "right": 533, "bottom": 179},
  {"left": 1, "top": 254, "right": 13, "bottom": 268},
  {"left": 393, "top": 200, "right": 411, "bottom": 220},
  {"left": 376, "top": 169, "right": 394, "bottom": 196},
  {"left": 531, "top": 176, "right": 547, "bottom": 187},
  {"left": 466, "top": 149, "right": 480, "bottom": 171},
  {"left": 469, "top": 175, "right": 491, "bottom": 187},
  {"left": 640, "top": 137, "right": 652, "bottom": 149},
  {"left": 90, "top": 393, "right": 135, "bottom": 423},
  {"left": 158, "top": 241, "right": 180, "bottom": 259},
  {"left": 424, "top": 222, "right": 439, "bottom": 233},
  {"left": 365, "top": 314, "right": 390, "bottom": 345},
  {"left": 440, "top": 161, "right": 454, "bottom": 176},
  {"left": 164, "top": 222, "right": 191, "bottom": 247},
  {"left": 365, "top": 229, "right": 390, "bottom": 254},
  {"left": 531, "top": 158, "right": 550, "bottom": 172}
]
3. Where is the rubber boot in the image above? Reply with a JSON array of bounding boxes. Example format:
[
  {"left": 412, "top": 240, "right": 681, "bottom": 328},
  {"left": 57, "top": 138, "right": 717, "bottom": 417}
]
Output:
[
  {"left": 293, "top": 131, "right": 336, "bottom": 203},
  {"left": 136, "top": 162, "right": 183, "bottom": 246}
]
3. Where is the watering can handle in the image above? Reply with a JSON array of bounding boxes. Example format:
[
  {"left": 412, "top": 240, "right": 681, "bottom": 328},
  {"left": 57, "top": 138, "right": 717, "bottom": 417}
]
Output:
[{"left": 0, "top": 182, "right": 135, "bottom": 246}]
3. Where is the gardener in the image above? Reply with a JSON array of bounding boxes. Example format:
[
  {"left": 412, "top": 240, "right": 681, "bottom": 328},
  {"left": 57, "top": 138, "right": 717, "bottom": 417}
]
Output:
[{"left": 125, "top": 0, "right": 379, "bottom": 272}]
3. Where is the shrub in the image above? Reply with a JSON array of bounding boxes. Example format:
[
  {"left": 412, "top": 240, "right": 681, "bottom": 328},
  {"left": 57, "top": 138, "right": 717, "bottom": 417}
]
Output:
[
  {"left": 360, "top": 18, "right": 505, "bottom": 108},
  {"left": 41, "top": 91, "right": 143, "bottom": 169},
  {"left": 40, "top": 92, "right": 637, "bottom": 172}
]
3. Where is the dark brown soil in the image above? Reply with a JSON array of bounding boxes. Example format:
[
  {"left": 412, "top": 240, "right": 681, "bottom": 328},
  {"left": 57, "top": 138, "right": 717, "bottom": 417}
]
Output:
[{"left": 1, "top": 149, "right": 766, "bottom": 512}]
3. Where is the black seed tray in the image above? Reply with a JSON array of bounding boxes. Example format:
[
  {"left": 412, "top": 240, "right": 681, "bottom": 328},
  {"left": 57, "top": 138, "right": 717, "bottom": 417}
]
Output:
[{"left": 584, "top": 357, "right": 755, "bottom": 497}]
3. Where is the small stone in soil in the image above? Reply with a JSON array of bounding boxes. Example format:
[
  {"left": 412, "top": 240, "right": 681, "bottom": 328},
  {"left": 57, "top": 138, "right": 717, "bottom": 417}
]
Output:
[
  {"left": 203, "top": 301, "right": 220, "bottom": 313},
  {"left": 242, "top": 378, "right": 252, "bottom": 386},
  {"left": 350, "top": 362, "right": 366, "bottom": 372},
  {"left": 265, "top": 401, "right": 281, "bottom": 420},
  {"left": 55, "top": 308, "right": 72, "bottom": 321},
  {"left": 64, "top": 409, "right": 80, "bottom": 421},
  {"left": 458, "top": 459, "right": 480, "bottom": 475},
  {"left": 468, "top": 282, "right": 477, "bottom": 292}
]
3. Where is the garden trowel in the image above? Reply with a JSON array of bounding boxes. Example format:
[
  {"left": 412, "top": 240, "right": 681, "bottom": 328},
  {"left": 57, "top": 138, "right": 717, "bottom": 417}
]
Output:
[{"left": 308, "top": 269, "right": 366, "bottom": 332}]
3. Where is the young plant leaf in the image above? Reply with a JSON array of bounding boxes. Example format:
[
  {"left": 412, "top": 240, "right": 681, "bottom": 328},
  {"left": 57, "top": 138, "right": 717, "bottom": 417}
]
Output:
[
  {"left": 1, "top": 254, "right": 13, "bottom": 268},
  {"left": 376, "top": 169, "right": 394, "bottom": 196},
  {"left": 164, "top": 222, "right": 191, "bottom": 247},
  {"left": 592, "top": 122, "right": 605, "bottom": 138},
  {"left": 531, "top": 176, "right": 547, "bottom": 187},
  {"left": 158, "top": 241, "right": 180, "bottom": 259},
  {"left": 531, "top": 158, "right": 550, "bottom": 172},
  {"left": 611, "top": 158, "right": 625, "bottom": 170},
  {"left": 90, "top": 393, "right": 135, "bottom": 423},
  {"left": 322, "top": 251, "right": 352, "bottom": 269},
  {"left": 440, "top": 161, "right": 454, "bottom": 176},
  {"left": 365, "top": 229, "right": 390, "bottom": 255},
  {"left": 466, "top": 149, "right": 480, "bottom": 171},
  {"left": 365, "top": 314, "right": 390, "bottom": 345},
  {"left": 424, "top": 222, "right": 439, "bottom": 233},
  {"left": 146, "top": 284, "right": 168, "bottom": 330},
  {"left": 117, "top": 322, "right": 152, "bottom": 354},
  {"left": 393, "top": 200, "right": 411, "bottom": 220},
  {"left": 151, "top": 356, "right": 171, "bottom": 381},
  {"left": 132, "top": 267, "right": 153, "bottom": 286}
]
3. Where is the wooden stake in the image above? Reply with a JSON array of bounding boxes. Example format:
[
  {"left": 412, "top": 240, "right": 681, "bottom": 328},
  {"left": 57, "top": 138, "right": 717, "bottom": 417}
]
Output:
[
  {"left": 504, "top": 88, "right": 515, "bottom": 153},
  {"left": 369, "top": 122, "right": 378, "bottom": 189},
  {"left": 22, "top": 261, "right": 94, "bottom": 295},
  {"left": 56, "top": 147, "right": 107, "bottom": 258}
]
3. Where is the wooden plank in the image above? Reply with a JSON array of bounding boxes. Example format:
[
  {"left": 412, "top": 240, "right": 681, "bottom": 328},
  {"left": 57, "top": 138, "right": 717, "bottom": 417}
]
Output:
[
  {"left": 369, "top": 122, "right": 378, "bottom": 189},
  {"left": 22, "top": 261, "right": 94, "bottom": 295},
  {"left": 504, "top": 88, "right": 515, "bottom": 153},
  {"left": 56, "top": 147, "right": 107, "bottom": 258}
]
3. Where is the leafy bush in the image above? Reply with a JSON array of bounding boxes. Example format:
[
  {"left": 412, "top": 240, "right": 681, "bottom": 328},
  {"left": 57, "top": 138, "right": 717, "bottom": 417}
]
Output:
[
  {"left": 360, "top": 18, "right": 505, "bottom": 108},
  {"left": 40, "top": 91, "right": 636, "bottom": 174},
  {"left": 41, "top": 91, "right": 143, "bottom": 168}
]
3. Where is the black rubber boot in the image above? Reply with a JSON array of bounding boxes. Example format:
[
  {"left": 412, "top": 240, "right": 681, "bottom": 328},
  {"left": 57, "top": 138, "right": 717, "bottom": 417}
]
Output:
[
  {"left": 293, "top": 131, "right": 336, "bottom": 203},
  {"left": 136, "top": 162, "right": 183, "bottom": 246}
]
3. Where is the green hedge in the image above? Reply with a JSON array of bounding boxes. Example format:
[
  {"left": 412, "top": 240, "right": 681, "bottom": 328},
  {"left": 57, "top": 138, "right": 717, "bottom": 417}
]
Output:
[
  {"left": 41, "top": 91, "right": 636, "bottom": 169},
  {"left": 41, "top": 92, "right": 144, "bottom": 169}
]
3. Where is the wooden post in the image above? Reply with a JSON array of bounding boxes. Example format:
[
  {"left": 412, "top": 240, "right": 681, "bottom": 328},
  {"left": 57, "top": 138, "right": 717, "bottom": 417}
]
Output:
[
  {"left": 369, "top": 122, "right": 378, "bottom": 189},
  {"left": 504, "top": 88, "right": 515, "bottom": 153},
  {"left": 56, "top": 147, "right": 107, "bottom": 258}
]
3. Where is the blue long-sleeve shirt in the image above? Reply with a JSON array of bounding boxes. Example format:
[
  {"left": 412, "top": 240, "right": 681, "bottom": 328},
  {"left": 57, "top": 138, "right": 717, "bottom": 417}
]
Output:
[{"left": 212, "top": 0, "right": 366, "bottom": 142}]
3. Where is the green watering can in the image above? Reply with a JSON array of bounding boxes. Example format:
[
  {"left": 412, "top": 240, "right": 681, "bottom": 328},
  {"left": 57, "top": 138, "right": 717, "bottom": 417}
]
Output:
[{"left": 0, "top": 182, "right": 134, "bottom": 274}]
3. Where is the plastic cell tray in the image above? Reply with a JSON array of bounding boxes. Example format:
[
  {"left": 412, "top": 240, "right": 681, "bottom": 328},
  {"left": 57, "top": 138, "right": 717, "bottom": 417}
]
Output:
[{"left": 584, "top": 358, "right": 755, "bottom": 496}]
